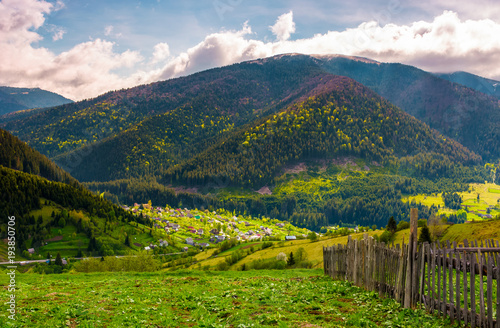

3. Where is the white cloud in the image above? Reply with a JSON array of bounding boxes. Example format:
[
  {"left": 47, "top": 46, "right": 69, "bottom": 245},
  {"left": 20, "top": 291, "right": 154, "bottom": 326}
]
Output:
[
  {"left": 2, "top": 5, "right": 500, "bottom": 101},
  {"left": 104, "top": 25, "right": 113, "bottom": 36},
  {"left": 270, "top": 11, "right": 295, "bottom": 41},
  {"left": 153, "top": 11, "right": 500, "bottom": 82},
  {"left": 0, "top": 0, "right": 144, "bottom": 100},
  {"left": 151, "top": 42, "right": 170, "bottom": 64}
]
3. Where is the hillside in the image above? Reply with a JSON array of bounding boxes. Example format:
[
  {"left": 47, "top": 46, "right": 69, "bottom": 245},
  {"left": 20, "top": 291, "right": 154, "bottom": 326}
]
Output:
[
  {"left": 435, "top": 71, "right": 500, "bottom": 99},
  {"left": 2, "top": 54, "right": 499, "bottom": 184},
  {"left": 315, "top": 55, "right": 500, "bottom": 161},
  {"left": 164, "top": 74, "right": 480, "bottom": 188},
  {"left": 0, "top": 86, "right": 72, "bottom": 116},
  {"left": 2, "top": 56, "right": 326, "bottom": 162},
  {"left": 0, "top": 128, "right": 78, "bottom": 186}
]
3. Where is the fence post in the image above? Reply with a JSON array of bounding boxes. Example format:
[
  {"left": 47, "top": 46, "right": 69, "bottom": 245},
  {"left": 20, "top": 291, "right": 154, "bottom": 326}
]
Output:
[{"left": 404, "top": 208, "right": 418, "bottom": 308}]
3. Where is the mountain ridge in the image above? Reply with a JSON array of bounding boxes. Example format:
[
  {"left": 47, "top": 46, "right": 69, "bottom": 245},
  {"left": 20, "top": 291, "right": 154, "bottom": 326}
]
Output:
[{"left": 0, "top": 86, "right": 73, "bottom": 116}]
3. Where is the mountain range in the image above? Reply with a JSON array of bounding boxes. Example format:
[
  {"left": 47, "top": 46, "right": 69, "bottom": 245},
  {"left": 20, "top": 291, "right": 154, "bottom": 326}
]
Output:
[
  {"left": 1, "top": 53, "right": 499, "bottom": 229},
  {"left": 0, "top": 86, "right": 73, "bottom": 116}
]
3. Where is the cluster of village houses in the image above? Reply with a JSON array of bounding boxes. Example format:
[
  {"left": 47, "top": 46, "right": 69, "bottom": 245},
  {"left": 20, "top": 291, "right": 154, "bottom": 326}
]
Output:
[{"left": 123, "top": 204, "right": 303, "bottom": 252}]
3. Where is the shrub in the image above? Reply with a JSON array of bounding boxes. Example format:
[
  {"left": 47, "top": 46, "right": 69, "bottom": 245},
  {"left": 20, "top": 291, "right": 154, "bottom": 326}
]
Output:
[
  {"left": 379, "top": 230, "right": 393, "bottom": 244},
  {"left": 396, "top": 221, "right": 410, "bottom": 231}
]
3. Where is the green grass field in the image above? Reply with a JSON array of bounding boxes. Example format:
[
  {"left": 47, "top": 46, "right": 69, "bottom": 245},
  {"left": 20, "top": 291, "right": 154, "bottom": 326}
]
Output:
[{"left": 0, "top": 269, "right": 454, "bottom": 327}]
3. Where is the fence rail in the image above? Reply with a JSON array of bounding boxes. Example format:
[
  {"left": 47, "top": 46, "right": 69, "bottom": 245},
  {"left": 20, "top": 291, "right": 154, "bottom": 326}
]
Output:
[{"left": 323, "top": 209, "right": 500, "bottom": 328}]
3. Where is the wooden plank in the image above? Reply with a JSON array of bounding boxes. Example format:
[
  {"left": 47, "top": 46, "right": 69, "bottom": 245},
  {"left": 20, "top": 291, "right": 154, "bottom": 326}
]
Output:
[
  {"left": 437, "top": 245, "right": 442, "bottom": 317},
  {"left": 487, "top": 254, "right": 493, "bottom": 328},
  {"left": 396, "top": 243, "right": 406, "bottom": 303},
  {"left": 480, "top": 250, "right": 486, "bottom": 328},
  {"left": 426, "top": 243, "right": 431, "bottom": 312},
  {"left": 443, "top": 247, "right": 447, "bottom": 318},
  {"left": 471, "top": 253, "right": 476, "bottom": 328},
  {"left": 419, "top": 243, "right": 426, "bottom": 308},
  {"left": 496, "top": 253, "right": 500, "bottom": 328},
  {"left": 463, "top": 250, "right": 469, "bottom": 326},
  {"left": 353, "top": 239, "right": 358, "bottom": 286},
  {"left": 404, "top": 234, "right": 413, "bottom": 308},
  {"left": 431, "top": 243, "right": 436, "bottom": 314},
  {"left": 456, "top": 250, "right": 461, "bottom": 326},
  {"left": 448, "top": 247, "right": 454, "bottom": 324}
]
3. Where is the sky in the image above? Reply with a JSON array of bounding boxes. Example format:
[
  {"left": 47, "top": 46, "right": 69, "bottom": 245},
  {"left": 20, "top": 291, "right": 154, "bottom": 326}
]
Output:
[{"left": 2, "top": 0, "right": 500, "bottom": 101}]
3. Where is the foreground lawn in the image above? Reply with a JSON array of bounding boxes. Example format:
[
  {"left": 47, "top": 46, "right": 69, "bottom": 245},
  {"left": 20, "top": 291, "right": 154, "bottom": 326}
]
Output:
[{"left": 1, "top": 269, "right": 453, "bottom": 327}]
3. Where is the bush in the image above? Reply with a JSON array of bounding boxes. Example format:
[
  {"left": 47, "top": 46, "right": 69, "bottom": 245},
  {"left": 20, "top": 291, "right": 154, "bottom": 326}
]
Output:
[
  {"left": 379, "top": 230, "right": 393, "bottom": 244},
  {"left": 396, "top": 221, "right": 410, "bottom": 231},
  {"left": 417, "top": 219, "right": 427, "bottom": 228}
]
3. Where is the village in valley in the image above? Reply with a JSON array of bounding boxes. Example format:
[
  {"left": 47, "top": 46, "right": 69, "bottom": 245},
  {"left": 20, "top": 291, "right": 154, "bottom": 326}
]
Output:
[{"left": 121, "top": 202, "right": 311, "bottom": 253}]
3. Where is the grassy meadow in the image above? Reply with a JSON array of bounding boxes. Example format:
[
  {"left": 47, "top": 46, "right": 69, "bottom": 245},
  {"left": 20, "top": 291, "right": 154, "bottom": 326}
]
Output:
[{"left": 0, "top": 269, "right": 454, "bottom": 327}]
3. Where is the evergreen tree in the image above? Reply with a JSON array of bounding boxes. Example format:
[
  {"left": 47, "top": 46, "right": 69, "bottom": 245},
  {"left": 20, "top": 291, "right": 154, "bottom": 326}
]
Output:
[
  {"left": 55, "top": 252, "right": 63, "bottom": 266},
  {"left": 287, "top": 252, "right": 295, "bottom": 266},
  {"left": 386, "top": 216, "right": 397, "bottom": 233},
  {"left": 125, "top": 234, "right": 131, "bottom": 247},
  {"left": 418, "top": 225, "right": 432, "bottom": 243}
]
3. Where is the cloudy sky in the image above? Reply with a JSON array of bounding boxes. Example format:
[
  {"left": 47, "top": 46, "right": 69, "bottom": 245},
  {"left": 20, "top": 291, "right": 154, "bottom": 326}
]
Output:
[{"left": 2, "top": 0, "right": 500, "bottom": 100}]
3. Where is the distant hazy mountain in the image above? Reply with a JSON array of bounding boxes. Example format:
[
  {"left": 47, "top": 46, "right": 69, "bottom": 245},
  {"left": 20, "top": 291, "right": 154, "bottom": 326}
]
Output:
[
  {"left": 0, "top": 86, "right": 73, "bottom": 116},
  {"left": 434, "top": 71, "right": 500, "bottom": 99}
]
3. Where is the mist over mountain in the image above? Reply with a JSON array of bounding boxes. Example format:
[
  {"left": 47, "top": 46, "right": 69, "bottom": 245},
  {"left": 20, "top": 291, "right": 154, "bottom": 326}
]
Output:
[{"left": 0, "top": 86, "right": 73, "bottom": 116}]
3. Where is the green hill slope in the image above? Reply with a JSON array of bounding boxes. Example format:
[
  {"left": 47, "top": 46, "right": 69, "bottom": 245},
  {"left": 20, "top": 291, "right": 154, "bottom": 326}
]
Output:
[
  {"left": 0, "top": 128, "right": 78, "bottom": 186},
  {"left": 164, "top": 74, "right": 480, "bottom": 188}
]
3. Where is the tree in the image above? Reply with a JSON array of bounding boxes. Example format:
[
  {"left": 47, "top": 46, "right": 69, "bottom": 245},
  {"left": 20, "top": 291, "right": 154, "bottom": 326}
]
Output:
[
  {"left": 307, "top": 231, "right": 318, "bottom": 242},
  {"left": 55, "top": 252, "right": 63, "bottom": 266},
  {"left": 386, "top": 216, "right": 397, "bottom": 233},
  {"left": 418, "top": 225, "right": 432, "bottom": 243},
  {"left": 125, "top": 234, "right": 131, "bottom": 247},
  {"left": 287, "top": 252, "right": 295, "bottom": 266},
  {"left": 58, "top": 216, "right": 66, "bottom": 228}
]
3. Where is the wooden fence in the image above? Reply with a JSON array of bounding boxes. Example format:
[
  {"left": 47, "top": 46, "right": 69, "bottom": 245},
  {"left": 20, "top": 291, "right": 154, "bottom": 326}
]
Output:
[{"left": 323, "top": 210, "right": 500, "bottom": 328}]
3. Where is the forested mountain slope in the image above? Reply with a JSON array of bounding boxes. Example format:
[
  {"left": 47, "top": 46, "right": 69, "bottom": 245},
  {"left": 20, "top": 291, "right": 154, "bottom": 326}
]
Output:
[
  {"left": 0, "top": 128, "right": 78, "bottom": 186},
  {"left": 162, "top": 74, "right": 480, "bottom": 188}
]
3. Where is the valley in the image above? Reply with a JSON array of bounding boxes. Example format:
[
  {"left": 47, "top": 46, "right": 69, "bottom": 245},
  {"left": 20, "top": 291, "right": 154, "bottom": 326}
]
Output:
[{"left": 1, "top": 53, "right": 499, "bottom": 327}]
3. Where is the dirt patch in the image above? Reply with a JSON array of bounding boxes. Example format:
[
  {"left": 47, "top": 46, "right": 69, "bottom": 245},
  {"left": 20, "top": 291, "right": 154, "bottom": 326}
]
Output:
[
  {"left": 256, "top": 186, "right": 272, "bottom": 195},
  {"left": 44, "top": 292, "right": 70, "bottom": 297},
  {"left": 241, "top": 243, "right": 260, "bottom": 250},
  {"left": 169, "top": 185, "right": 199, "bottom": 195},
  {"left": 283, "top": 162, "right": 307, "bottom": 174},
  {"left": 45, "top": 235, "right": 63, "bottom": 242},
  {"left": 133, "top": 243, "right": 143, "bottom": 247}
]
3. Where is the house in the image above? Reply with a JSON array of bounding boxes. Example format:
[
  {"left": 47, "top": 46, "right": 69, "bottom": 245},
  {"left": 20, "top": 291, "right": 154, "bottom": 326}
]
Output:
[
  {"left": 189, "top": 229, "right": 197, "bottom": 234},
  {"left": 285, "top": 236, "right": 297, "bottom": 240},
  {"left": 217, "top": 235, "right": 226, "bottom": 242},
  {"left": 182, "top": 247, "right": 189, "bottom": 252},
  {"left": 62, "top": 259, "right": 68, "bottom": 265},
  {"left": 28, "top": 248, "right": 35, "bottom": 254},
  {"left": 144, "top": 246, "right": 151, "bottom": 251},
  {"left": 276, "top": 223, "right": 285, "bottom": 228},
  {"left": 244, "top": 222, "right": 252, "bottom": 227},
  {"left": 159, "top": 240, "right": 168, "bottom": 247},
  {"left": 198, "top": 243, "right": 210, "bottom": 248},
  {"left": 186, "top": 238, "right": 194, "bottom": 246},
  {"left": 210, "top": 228, "right": 219, "bottom": 234},
  {"left": 197, "top": 228, "right": 204, "bottom": 235}
]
